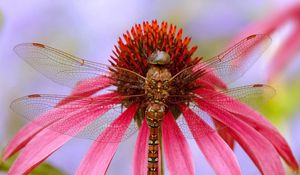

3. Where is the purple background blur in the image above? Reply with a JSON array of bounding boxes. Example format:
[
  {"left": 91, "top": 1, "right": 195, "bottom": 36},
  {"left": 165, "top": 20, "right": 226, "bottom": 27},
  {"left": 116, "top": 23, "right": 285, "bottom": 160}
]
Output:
[{"left": 0, "top": 0, "right": 299, "bottom": 175}]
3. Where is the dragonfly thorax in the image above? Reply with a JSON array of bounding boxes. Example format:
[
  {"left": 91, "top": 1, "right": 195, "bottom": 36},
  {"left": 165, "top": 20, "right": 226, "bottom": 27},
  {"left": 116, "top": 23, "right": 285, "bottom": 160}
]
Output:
[
  {"left": 144, "top": 64, "right": 172, "bottom": 126},
  {"left": 145, "top": 66, "right": 172, "bottom": 104}
]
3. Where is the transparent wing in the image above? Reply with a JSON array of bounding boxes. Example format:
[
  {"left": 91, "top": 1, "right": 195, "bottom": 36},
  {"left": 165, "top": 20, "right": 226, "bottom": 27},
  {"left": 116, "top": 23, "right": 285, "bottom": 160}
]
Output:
[
  {"left": 213, "top": 84, "right": 276, "bottom": 108},
  {"left": 77, "top": 106, "right": 139, "bottom": 142},
  {"left": 10, "top": 94, "right": 124, "bottom": 118},
  {"left": 176, "top": 84, "right": 275, "bottom": 139},
  {"left": 202, "top": 34, "right": 271, "bottom": 83},
  {"left": 10, "top": 93, "right": 143, "bottom": 142},
  {"left": 170, "top": 34, "right": 271, "bottom": 85},
  {"left": 167, "top": 84, "right": 275, "bottom": 106},
  {"left": 176, "top": 105, "right": 215, "bottom": 139},
  {"left": 14, "top": 43, "right": 145, "bottom": 88}
]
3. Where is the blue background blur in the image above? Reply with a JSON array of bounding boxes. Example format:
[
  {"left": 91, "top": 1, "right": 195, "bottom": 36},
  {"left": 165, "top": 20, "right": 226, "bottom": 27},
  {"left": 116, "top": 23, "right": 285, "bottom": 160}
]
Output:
[{"left": 0, "top": 0, "right": 299, "bottom": 174}]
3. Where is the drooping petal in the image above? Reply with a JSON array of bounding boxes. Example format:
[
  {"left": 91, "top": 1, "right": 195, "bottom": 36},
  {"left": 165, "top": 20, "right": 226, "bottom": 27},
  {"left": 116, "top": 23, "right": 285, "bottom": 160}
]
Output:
[
  {"left": 232, "top": 5, "right": 300, "bottom": 81},
  {"left": 76, "top": 103, "right": 139, "bottom": 175},
  {"left": 195, "top": 98, "right": 285, "bottom": 175},
  {"left": 2, "top": 126, "right": 33, "bottom": 160},
  {"left": 3, "top": 100, "right": 82, "bottom": 160},
  {"left": 267, "top": 26, "right": 300, "bottom": 81},
  {"left": 3, "top": 92, "right": 118, "bottom": 160},
  {"left": 213, "top": 119, "right": 235, "bottom": 149},
  {"left": 3, "top": 115, "right": 56, "bottom": 160},
  {"left": 195, "top": 88, "right": 272, "bottom": 126},
  {"left": 196, "top": 88, "right": 299, "bottom": 171},
  {"left": 234, "top": 112, "right": 299, "bottom": 171},
  {"left": 8, "top": 131, "right": 71, "bottom": 175},
  {"left": 8, "top": 94, "right": 120, "bottom": 175},
  {"left": 180, "top": 104, "right": 241, "bottom": 175},
  {"left": 71, "top": 75, "right": 112, "bottom": 96},
  {"left": 201, "top": 71, "right": 227, "bottom": 89},
  {"left": 161, "top": 111, "right": 195, "bottom": 175},
  {"left": 58, "top": 75, "right": 112, "bottom": 106},
  {"left": 195, "top": 79, "right": 215, "bottom": 90},
  {"left": 193, "top": 62, "right": 227, "bottom": 89},
  {"left": 133, "top": 118, "right": 149, "bottom": 175}
]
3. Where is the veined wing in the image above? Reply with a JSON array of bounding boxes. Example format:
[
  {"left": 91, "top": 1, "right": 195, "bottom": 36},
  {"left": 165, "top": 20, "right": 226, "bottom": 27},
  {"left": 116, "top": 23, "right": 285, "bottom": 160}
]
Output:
[
  {"left": 14, "top": 43, "right": 145, "bottom": 88},
  {"left": 10, "top": 93, "right": 144, "bottom": 142},
  {"left": 176, "top": 84, "right": 275, "bottom": 139},
  {"left": 170, "top": 34, "right": 271, "bottom": 85},
  {"left": 210, "top": 84, "right": 276, "bottom": 108}
]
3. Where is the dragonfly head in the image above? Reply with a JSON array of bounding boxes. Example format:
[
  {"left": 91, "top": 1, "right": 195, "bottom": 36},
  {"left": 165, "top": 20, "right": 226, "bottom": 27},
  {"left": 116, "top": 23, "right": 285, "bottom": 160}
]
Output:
[{"left": 147, "top": 50, "right": 171, "bottom": 65}]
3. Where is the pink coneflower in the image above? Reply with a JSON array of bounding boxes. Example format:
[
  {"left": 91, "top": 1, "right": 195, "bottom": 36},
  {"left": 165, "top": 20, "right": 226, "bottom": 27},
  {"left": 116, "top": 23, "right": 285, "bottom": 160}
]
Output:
[{"left": 3, "top": 20, "right": 299, "bottom": 175}]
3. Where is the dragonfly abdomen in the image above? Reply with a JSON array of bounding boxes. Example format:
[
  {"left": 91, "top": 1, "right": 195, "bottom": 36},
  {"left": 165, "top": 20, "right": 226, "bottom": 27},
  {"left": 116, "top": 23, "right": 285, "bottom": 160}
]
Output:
[
  {"left": 145, "top": 104, "right": 165, "bottom": 175},
  {"left": 147, "top": 127, "right": 160, "bottom": 175}
]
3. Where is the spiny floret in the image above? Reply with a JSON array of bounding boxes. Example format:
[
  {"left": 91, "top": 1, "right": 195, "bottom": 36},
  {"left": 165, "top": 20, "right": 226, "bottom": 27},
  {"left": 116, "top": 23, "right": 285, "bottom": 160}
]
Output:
[{"left": 110, "top": 20, "right": 200, "bottom": 76}]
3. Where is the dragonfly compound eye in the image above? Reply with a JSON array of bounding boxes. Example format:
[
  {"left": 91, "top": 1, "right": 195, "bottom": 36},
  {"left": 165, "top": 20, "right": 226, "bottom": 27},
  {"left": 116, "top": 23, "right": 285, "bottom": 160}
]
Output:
[{"left": 147, "top": 50, "right": 171, "bottom": 65}]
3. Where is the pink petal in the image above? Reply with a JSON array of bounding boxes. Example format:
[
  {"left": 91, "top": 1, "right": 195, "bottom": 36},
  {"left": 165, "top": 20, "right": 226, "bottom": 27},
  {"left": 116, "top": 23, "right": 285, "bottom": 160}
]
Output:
[
  {"left": 3, "top": 92, "right": 118, "bottom": 160},
  {"left": 58, "top": 75, "right": 112, "bottom": 106},
  {"left": 201, "top": 71, "right": 227, "bottom": 89},
  {"left": 180, "top": 105, "right": 241, "bottom": 175},
  {"left": 267, "top": 26, "right": 300, "bottom": 81},
  {"left": 196, "top": 88, "right": 299, "bottom": 171},
  {"left": 232, "top": 5, "right": 300, "bottom": 81},
  {"left": 195, "top": 88, "right": 271, "bottom": 126},
  {"left": 235, "top": 113, "right": 299, "bottom": 171},
  {"left": 3, "top": 99, "right": 84, "bottom": 160},
  {"left": 195, "top": 98, "right": 285, "bottom": 175},
  {"left": 161, "top": 111, "right": 195, "bottom": 175},
  {"left": 194, "top": 63, "right": 227, "bottom": 89},
  {"left": 76, "top": 103, "right": 139, "bottom": 175},
  {"left": 3, "top": 124, "right": 38, "bottom": 160},
  {"left": 234, "top": 5, "right": 300, "bottom": 43},
  {"left": 213, "top": 119, "right": 235, "bottom": 149},
  {"left": 8, "top": 94, "right": 120, "bottom": 175},
  {"left": 133, "top": 118, "right": 149, "bottom": 175},
  {"left": 72, "top": 75, "right": 112, "bottom": 95},
  {"left": 8, "top": 131, "right": 71, "bottom": 175},
  {"left": 195, "top": 79, "right": 215, "bottom": 90}
]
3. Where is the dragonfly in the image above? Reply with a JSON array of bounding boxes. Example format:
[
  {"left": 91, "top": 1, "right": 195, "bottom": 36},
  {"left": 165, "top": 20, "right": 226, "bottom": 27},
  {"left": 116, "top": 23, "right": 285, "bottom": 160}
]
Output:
[{"left": 11, "top": 34, "right": 274, "bottom": 175}]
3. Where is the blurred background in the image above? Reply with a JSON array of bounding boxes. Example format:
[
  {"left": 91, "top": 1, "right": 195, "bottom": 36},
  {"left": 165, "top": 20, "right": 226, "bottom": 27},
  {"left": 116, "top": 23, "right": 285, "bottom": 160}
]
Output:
[{"left": 0, "top": 0, "right": 299, "bottom": 174}]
